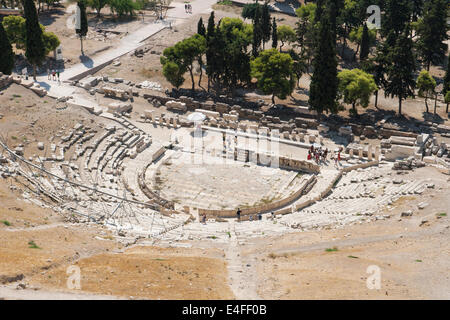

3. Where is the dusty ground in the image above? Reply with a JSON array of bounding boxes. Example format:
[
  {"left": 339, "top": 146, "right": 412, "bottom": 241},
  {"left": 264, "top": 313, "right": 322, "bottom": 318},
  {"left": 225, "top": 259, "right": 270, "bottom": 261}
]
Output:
[{"left": 245, "top": 167, "right": 450, "bottom": 300}]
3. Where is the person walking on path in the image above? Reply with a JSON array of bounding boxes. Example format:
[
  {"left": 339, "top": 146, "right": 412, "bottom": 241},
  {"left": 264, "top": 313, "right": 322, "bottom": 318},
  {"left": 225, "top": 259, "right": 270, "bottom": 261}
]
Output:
[
  {"left": 52, "top": 69, "right": 56, "bottom": 81},
  {"left": 47, "top": 68, "right": 51, "bottom": 80},
  {"left": 57, "top": 70, "right": 60, "bottom": 85},
  {"left": 236, "top": 208, "right": 241, "bottom": 222}
]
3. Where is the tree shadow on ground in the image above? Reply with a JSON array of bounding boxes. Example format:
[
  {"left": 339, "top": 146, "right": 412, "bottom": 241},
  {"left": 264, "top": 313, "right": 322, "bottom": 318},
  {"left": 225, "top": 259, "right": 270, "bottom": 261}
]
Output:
[
  {"left": 39, "top": 7, "right": 66, "bottom": 26},
  {"left": 80, "top": 55, "right": 94, "bottom": 68},
  {"left": 423, "top": 112, "right": 445, "bottom": 124}
]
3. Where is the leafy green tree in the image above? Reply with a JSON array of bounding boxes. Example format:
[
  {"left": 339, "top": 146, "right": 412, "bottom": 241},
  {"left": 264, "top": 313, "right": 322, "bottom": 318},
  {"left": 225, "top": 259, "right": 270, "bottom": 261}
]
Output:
[
  {"left": 87, "top": 0, "right": 109, "bottom": 17},
  {"left": 23, "top": 0, "right": 45, "bottom": 80},
  {"left": 76, "top": 1, "right": 88, "bottom": 56},
  {"left": 2, "top": 15, "right": 26, "bottom": 50},
  {"left": 43, "top": 31, "right": 60, "bottom": 55},
  {"left": 277, "top": 25, "right": 295, "bottom": 52},
  {"left": 384, "top": 26, "right": 416, "bottom": 115},
  {"left": 0, "top": 22, "right": 14, "bottom": 75},
  {"left": 416, "top": 70, "right": 436, "bottom": 113},
  {"left": 416, "top": 0, "right": 448, "bottom": 70},
  {"left": 339, "top": 0, "right": 363, "bottom": 56},
  {"left": 295, "top": 2, "right": 316, "bottom": 52},
  {"left": 161, "top": 34, "right": 206, "bottom": 91},
  {"left": 337, "top": 68, "right": 378, "bottom": 115},
  {"left": 162, "top": 60, "right": 184, "bottom": 89},
  {"left": 109, "top": 0, "right": 138, "bottom": 17},
  {"left": 250, "top": 48, "right": 296, "bottom": 104},
  {"left": 271, "top": 17, "right": 277, "bottom": 49},
  {"left": 309, "top": 10, "right": 338, "bottom": 117},
  {"left": 218, "top": 18, "right": 252, "bottom": 93}
]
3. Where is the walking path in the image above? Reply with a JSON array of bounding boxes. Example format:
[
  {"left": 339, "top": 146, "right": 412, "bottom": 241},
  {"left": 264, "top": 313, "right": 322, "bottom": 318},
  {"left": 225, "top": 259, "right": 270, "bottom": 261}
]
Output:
[{"left": 225, "top": 220, "right": 261, "bottom": 299}]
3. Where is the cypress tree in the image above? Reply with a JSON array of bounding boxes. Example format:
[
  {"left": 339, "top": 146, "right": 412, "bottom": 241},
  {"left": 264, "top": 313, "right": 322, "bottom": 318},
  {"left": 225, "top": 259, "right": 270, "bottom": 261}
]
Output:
[
  {"left": 384, "top": 27, "right": 416, "bottom": 115},
  {"left": 360, "top": 23, "right": 370, "bottom": 61},
  {"left": 271, "top": 17, "right": 277, "bottom": 49},
  {"left": 196, "top": 17, "right": 206, "bottom": 88},
  {"left": 197, "top": 17, "right": 206, "bottom": 36},
  {"left": 205, "top": 11, "right": 215, "bottom": 92},
  {"left": 0, "top": 21, "right": 14, "bottom": 75},
  {"left": 309, "top": 11, "right": 338, "bottom": 118},
  {"left": 76, "top": 1, "right": 88, "bottom": 56},
  {"left": 261, "top": 2, "right": 271, "bottom": 49},
  {"left": 252, "top": 4, "right": 262, "bottom": 57},
  {"left": 24, "top": 0, "right": 45, "bottom": 80}
]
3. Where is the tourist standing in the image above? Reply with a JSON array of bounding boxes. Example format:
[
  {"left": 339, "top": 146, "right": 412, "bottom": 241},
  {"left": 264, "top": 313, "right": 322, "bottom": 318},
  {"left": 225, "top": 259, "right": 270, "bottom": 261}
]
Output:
[
  {"left": 57, "top": 70, "right": 60, "bottom": 84},
  {"left": 47, "top": 68, "right": 51, "bottom": 80},
  {"left": 236, "top": 208, "right": 241, "bottom": 222}
]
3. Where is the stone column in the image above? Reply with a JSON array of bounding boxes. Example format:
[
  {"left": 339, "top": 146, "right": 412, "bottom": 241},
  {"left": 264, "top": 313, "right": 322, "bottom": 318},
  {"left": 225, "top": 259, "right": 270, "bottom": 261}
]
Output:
[
  {"left": 367, "top": 145, "right": 373, "bottom": 161},
  {"left": 375, "top": 146, "right": 380, "bottom": 161},
  {"left": 349, "top": 148, "right": 354, "bottom": 158},
  {"left": 359, "top": 147, "right": 364, "bottom": 159}
]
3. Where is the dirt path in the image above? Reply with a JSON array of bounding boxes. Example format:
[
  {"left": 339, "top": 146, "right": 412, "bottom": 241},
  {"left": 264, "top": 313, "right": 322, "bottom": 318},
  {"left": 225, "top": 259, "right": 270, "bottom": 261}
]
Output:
[{"left": 225, "top": 220, "right": 260, "bottom": 300}]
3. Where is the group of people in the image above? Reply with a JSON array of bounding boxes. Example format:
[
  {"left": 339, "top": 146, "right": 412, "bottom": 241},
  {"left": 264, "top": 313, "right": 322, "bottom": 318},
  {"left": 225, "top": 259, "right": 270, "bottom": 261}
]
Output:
[
  {"left": 308, "top": 144, "right": 329, "bottom": 164},
  {"left": 184, "top": 3, "right": 192, "bottom": 13},
  {"left": 47, "top": 69, "right": 61, "bottom": 84},
  {"left": 308, "top": 144, "right": 342, "bottom": 166},
  {"left": 236, "top": 208, "right": 263, "bottom": 222}
]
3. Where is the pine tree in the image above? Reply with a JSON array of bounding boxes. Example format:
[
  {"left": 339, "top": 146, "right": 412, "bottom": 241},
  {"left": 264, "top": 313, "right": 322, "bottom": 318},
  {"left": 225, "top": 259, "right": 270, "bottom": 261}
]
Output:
[
  {"left": 261, "top": 2, "right": 271, "bottom": 49},
  {"left": 416, "top": 0, "right": 448, "bottom": 71},
  {"left": 309, "top": 10, "right": 338, "bottom": 118},
  {"left": 381, "top": 0, "right": 412, "bottom": 45},
  {"left": 384, "top": 27, "right": 416, "bottom": 115},
  {"left": 24, "top": 0, "right": 45, "bottom": 80},
  {"left": 197, "top": 17, "right": 206, "bottom": 36},
  {"left": 76, "top": 1, "right": 88, "bottom": 56},
  {"left": 0, "top": 21, "right": 14, "bottom": 75},
  {"left": 359, "top": 23, "right": 370, "bottom": 61},
  {"left": 271, "top": 17, "right": 277, "bottom": 49}
]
